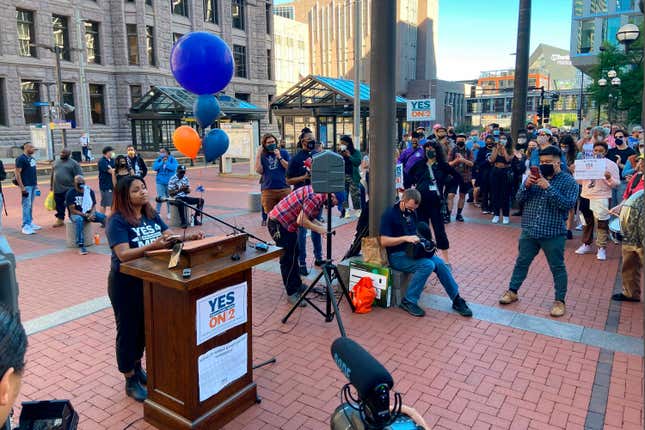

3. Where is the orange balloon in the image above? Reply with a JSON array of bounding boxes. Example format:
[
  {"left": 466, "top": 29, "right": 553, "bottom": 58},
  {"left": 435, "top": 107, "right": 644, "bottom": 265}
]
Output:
[{"left": 173, "top": 126, "right": 201, "bottom": 159}]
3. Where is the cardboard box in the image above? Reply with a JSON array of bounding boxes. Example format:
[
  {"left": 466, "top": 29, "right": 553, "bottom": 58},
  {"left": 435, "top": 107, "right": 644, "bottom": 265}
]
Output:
[{"left": 349, "top": 260, "right": 392, "bottom": 308}]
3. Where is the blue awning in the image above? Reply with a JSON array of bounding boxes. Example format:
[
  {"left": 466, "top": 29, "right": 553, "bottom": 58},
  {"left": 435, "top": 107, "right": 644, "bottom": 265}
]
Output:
[{"left": 313, "top": 75, "right": 408, "bottom": 104}]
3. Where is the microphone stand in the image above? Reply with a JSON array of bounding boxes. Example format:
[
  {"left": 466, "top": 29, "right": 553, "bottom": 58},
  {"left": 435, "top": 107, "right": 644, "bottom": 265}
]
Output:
[{"left": 167, "top": 199, "right": 268, "bottom": 244}]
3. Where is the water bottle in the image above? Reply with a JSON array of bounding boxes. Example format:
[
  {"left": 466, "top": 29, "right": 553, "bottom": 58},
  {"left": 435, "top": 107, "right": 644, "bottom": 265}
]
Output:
[
  {"left": 34, "top": 188, "right": 41, "bottom": 197},
  {"left": 94, "top": 233, "right": 100, "bottom": 245}
]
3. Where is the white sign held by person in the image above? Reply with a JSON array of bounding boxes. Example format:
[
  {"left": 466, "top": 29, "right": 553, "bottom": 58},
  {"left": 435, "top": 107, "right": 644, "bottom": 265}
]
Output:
[
  {"left": 196, "top": 282, "right": 247, "bottom": 345},
  {"left": 395, "top": 163, "right": 404, "bottom": 189},
  {"left": 406, "top": 99, "right": 436, "bottom": 122},
  {"left": 574, "top": 158, "right": 607, "bottom": 180}
]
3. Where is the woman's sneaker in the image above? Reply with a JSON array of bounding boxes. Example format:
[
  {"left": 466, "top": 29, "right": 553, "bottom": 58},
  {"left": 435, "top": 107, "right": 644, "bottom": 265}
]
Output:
[{"left": 575, "top": 244, "right": 593, "bottom": 254}]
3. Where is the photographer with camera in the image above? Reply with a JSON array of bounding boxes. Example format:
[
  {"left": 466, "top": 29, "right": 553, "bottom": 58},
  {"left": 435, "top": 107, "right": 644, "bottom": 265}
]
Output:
[
  {"left": 379, "top": 189, "right": 472, "bottom": 318},
  {"left": 499, "top": 145, "right": 578, "bottom": 317}
]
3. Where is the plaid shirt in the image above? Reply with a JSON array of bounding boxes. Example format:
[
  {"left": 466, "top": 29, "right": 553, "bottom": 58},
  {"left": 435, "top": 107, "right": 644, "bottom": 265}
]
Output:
[
  {"left": 517, "top": 172, "right": 579, "bottom": 239},
  {"left": 168, "top": 174, "right": 190, "bottom": 197},
  {"left": 268, "top": 185, "right": 325, "bottom": 232}
]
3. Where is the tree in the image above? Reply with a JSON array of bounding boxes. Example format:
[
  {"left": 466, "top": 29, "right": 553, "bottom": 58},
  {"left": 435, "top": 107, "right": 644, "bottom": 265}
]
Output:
[{"left": 588, "top": 36, "right": 644, "bottom": 126}]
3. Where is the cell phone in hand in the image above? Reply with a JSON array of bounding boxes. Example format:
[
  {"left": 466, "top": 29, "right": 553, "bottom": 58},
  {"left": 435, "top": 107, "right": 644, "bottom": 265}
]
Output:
[{"left": 530, "top": 166, "right": 540, "bottom": 178}]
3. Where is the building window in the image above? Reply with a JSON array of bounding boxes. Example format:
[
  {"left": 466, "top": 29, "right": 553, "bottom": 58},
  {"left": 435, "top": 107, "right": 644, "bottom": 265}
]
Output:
[
  {"left": 146, "top": 26, "right": 156, "bottom": 66},
  {"left": 89, "top": 84, "right": 106, "bottom": 124},
  {"left": 130, "top": 85, "right": 142, "bottom": 107},
  {"left": 573, "top": 0, "right": 584, "bottom": 16},
  {"left": 146, "top": 0, "right": 153, "bottom": 5},
  {"left": 204, "top": 0, "right": 218, "bottom": 24},
  {"left": 85, "top": 21, "right": 101, "bottom": 64},
  {"left": 127, "top": 24, "right": 139, "bottom": 65},
  {"left": 52, "top": 15, "right": 71, "bottom": 61},
  {"left": 265, "top": 2, "right": 271, "bottom": 34},
  {"left": 233, "top": 45, "right": 247, "bottom": 78},
  {"left": 603, "top": 17, "right": 621, "bottom": 46},
  {"left": 172, "top": 0, "right": 189, "bottom": 17},
  {"left": 590, "top": 0, "right": 607, "bottom": 13},
  {"left": 616, "top": 0, "right": 635, "bottom": 11},
  {"left": 17, "top": 9, "right": 36, "bottom": 57},
  {"left": 235, "top": 93, "right": 250, "bottom": 102},
  {"left": 62, "top": 82, "right": 75, "bottom": 122},
  {"left": 232, "top": 0, "right": 245, "bottom": 30},
  {"left": 267, "top": 49, "right": 272, "bottom": 80},
  {"left": 173, "top": 32, "right": 183, "bottom": 44},
  {"left": 0, "top": 79, "right": 7, "bottom": 126},
  {"left": 21, "top": 80, "right": 41, "bottom": 124},
  {"left": 577, "top": 20, "right": 595, "bottom": 54}
]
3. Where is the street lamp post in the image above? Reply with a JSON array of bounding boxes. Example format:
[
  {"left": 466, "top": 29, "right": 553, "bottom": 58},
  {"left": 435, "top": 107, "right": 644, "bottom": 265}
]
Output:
[
  {"left": 598, "top": 71, "right": 621, "bottom": 129},
  {"left": 615, "top": 23, "right": 642, "bottom": 126}
]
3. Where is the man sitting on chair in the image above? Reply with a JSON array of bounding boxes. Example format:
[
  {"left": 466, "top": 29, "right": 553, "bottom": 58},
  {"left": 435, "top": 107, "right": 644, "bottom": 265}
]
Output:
[
  {"left": 167, "top": 165, "right": 204, "bottom": 228},
  {"left": 66, "top": 175, "right": 106, "bottom": 255}
]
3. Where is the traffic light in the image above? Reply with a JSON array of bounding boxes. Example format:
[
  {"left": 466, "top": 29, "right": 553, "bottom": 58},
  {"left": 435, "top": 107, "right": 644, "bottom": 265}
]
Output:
[{"left": 543, "top": 105, "right": 551, "bottom": 123}]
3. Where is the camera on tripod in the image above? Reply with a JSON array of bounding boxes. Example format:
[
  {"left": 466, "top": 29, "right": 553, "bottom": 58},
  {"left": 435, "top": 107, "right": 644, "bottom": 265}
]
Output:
[{"left": 405, "top": 222, "right": 436, "bottom": 260}]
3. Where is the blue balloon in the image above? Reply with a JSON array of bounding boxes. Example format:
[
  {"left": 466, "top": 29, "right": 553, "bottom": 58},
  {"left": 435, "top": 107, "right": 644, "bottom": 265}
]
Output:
[
  {"left": 171, "top": 32, "right": 234, "bottom": 95},
  {"left": 193, "top": 95, "right": 221, "bottom": 128},
  {"left": 203, "top": 129, "right": 230, "bottom": 162}
]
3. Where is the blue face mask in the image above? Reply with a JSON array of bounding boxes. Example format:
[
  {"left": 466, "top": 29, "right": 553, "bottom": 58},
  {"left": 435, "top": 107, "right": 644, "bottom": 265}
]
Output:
[
  {"left": 266, "top": 144, "right": 277, "bottom": 152},
  {"left": 493, "top": 130, "right": 500, "bottom": 136}
]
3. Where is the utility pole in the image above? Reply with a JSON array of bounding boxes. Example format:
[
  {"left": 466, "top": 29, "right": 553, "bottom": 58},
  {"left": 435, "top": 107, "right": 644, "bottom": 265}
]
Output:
[
  {"left": 353, "top": 0, "right": 361, "bottom": 152},
  {"left": 510, "top": 0, "right": 531, "bottom": 147},
  {"left": 75, "top": 9, "right": 91, "bottom": 139},
  {"left": 577, "top": 70, "right": 584, "bottom": 132},
  {"left": 54, "top": 46, "right": 67, "bottom": 148},
  {"left": 368, "top": 0, "right": 396, "bottom": 236}
]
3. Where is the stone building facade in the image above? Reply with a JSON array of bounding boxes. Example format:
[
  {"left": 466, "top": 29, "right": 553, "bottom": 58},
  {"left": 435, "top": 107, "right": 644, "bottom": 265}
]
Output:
[{"left": 0, "top": 0, "right": 275, "bottom": 155}]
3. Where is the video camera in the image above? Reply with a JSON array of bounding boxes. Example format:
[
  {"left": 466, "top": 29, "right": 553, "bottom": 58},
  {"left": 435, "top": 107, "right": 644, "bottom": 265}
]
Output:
[{"left": 330, "top": 337, "right": 423, "bottom": 430}]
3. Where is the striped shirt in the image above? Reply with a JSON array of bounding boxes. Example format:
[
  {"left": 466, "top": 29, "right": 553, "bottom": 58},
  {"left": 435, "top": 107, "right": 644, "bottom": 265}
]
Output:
[
  {"left": 268, "top": 185, "right": 325, "bottom": 232},
  {"left": 517, "top": 171, "right": 579, "bottom": 239}
]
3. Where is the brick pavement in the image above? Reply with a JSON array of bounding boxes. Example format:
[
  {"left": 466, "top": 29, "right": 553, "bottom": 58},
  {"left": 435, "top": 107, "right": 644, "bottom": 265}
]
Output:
[{"left": 2, "top": 165, "right": 642, "bottom": 429}]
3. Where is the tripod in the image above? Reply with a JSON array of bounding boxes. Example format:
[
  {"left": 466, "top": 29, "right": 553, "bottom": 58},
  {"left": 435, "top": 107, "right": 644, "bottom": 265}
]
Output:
[{"left": 282, "top": 194, "right": 355, "bottom": 336}]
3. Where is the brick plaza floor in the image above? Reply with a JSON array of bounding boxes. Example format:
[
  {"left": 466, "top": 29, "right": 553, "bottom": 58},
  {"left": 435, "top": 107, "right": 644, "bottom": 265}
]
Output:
[{"left": 3, "top": 163, "right": 643, "bottom": 429}]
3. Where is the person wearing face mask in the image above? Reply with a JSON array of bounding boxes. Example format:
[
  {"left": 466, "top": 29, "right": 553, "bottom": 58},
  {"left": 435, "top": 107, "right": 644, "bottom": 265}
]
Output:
[
  {"left": 526, "top": 123, "right": 537, "bottom": 140},
  {"left": 50, "top": 148, "right": 82, "bottom": 228},
  {"left": 577, "top": 127, "right": 593, "bottom": 153},
  {"left": 559, "top": 135, "right": 579, "bottom": 239},
  {"left": 499, "top": 145, "right": 579, "bottom": 317},
  {"left": 408, "top": 142, "right": 452, "bottom": 264},
  {"left": 379, "top": 188, "right": 472, "bottom": 318},
  {"left": 97, "top": 146, "right": 116, "bottom": 215},
  {"left": 447, "top": 134, "right": 474, "bottom": 222},
  {"left": 474, "top": 135, "right": 496, "bottom": 214},
  {"left": 152, "top": 147, "right": 178, "bottom": 219},
  {"left": 112, "top": 155, "right": 133, "bottom": 187},
  {"left": 397, "top": 131, "right": 426, "bottom": 189},
  {"left": 622, "top": 143, "right": 645, "bottom": 178},
  {"left": 607, "top": 129, "right": 636, "bottom": 206},
  {"left": 287, "top": 127, "right": 323, "bottom": 275},
  {"left": 255, "top": 133, "right": 291, "bottom": 221},
  {"left": 488, "top": 134, "right": 514, "bottom": 224},
  {"left": 66, "top": 175, "right": 106, "bottom": 255},
  {"left": 338, "top": 135, "right": 362, "bottom": 215},
  {"left": 628, "top": 126, "right": 643, "bottom": 149},
  {"left": 126, "top": 145, "right": 147, "bottom": 178},
  {"left": 575, "top": 142, "right": 620, "bottom": 261}
]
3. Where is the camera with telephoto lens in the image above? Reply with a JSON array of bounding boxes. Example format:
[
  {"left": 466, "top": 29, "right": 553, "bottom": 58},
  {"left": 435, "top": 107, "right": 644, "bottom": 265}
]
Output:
[{"left": 405, "top": 222, "right": 436, "bottom": 259}]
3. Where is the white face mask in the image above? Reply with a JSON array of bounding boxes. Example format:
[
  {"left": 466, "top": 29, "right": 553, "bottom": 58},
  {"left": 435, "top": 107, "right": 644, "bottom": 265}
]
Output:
[
  {"left": 537, "top": 136, "right": 549, "bottom": 146},
  {"left": 595, "top": 136, "right": 604, "bottom": 143}
]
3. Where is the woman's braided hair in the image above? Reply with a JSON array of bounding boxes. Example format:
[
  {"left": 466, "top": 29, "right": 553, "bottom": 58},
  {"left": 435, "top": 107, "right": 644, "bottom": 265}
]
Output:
[{"left": 0, "top": 306, "right": 27, "bottom": 377}]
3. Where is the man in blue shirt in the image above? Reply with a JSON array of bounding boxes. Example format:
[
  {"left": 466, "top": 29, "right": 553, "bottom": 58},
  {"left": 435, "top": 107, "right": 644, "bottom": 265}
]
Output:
[
  {"left": 14, "top": 143, "right": 40, "bottom": 235},
  {"left": 97, "top": 146, "right": 115, "bottom": 214},
  {"left": 380, "top": 188, "right": 472, "bottom": 318},
  {"left": 66, "top": 175, "right": 106, "bottom": 255},
  {"left": 499, "top": 146, "right": 578, "bottom": 317}
]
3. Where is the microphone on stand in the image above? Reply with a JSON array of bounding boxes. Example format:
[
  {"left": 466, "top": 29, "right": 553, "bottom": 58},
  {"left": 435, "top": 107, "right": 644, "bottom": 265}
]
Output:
[{"left": 155, "top": 196, "right": 184, "bottom": 206}]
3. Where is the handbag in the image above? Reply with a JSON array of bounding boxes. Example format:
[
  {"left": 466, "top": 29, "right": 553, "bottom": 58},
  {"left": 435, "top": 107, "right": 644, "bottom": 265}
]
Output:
[{"left": 361, "top": 236, "right": 388, "bottom": 266}]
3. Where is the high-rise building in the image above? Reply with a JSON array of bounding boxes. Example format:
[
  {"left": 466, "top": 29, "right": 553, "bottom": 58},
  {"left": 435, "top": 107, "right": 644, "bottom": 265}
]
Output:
[
  {"left": 290, "top": 0, "right": 438, "bottom": 98},
  {"left": 0, "top": 0, "right": 275, "bottom": 153},
  {"left": 273, "top": 4, "right": 295, "bottom": 19},
  {"left": 273, "top": 15, "right": 309, "bottom": 96},
  {"left": 570, "top": 0, "right": 642, "bottom": 73}
]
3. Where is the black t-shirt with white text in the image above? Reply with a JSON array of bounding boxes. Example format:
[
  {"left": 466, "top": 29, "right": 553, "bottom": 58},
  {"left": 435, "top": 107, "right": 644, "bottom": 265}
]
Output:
[
  {"left": 65, "top": 188, "right": 96, "bottom": 216},
  {"left": 106, "top": 212, "right": 168, "bottom": 271}
]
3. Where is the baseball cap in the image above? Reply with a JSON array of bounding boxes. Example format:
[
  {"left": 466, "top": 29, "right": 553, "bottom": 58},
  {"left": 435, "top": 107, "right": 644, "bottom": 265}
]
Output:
[
  {"left": 433, "top": 124, "right": 446, "bottom": 131},
  {"left": 177, "top": 165, "right": 186, "bottom": 172},
  {"left": 537, "top": 128, "right": 553, "bottom": 136},
  {"left": 632, "top": 126, "right": 643, "bottom": 133}
]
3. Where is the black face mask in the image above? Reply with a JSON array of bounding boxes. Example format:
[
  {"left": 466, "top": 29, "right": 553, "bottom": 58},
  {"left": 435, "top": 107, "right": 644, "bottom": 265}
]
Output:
[
  {"left": 426, "top": 150, "right": 436, "bottom": 159},
  {"left": 539, "top": 164, "right": 555, "bottom": 177},
  {"left": 486, "top": 142, "right": 494, "bottom": 148},
  {"left": 615, "top": 138, "right": 624, "bottom": 146},
  {"left": 306, "top": 141, "right": 315, "bottom": 151},
  {"left": 77, "top": 183, "right": 85, "bottom": 188},
  {"left": 456, "top": 141, "right": 465, "bottom": 147}
]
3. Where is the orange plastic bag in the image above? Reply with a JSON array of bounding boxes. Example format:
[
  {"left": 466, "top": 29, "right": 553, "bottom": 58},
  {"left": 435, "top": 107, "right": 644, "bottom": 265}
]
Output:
[{"left": 351, "top": 277, "right": 377, "bottom": 314}]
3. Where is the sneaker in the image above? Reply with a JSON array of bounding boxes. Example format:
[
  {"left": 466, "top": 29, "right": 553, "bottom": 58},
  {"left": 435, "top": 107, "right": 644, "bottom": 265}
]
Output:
[
  {"left": 499, "top": 290, "right": 518, "bottom": 305},
  {"left": 399, "top": 299, "right": 425, "bottom": 317},
  {"left": 566, "top": 230, "right": 573, "bottom": 240},
  {"left": 299, "top": 266, "right": 309, "bottom": 276},
  {"left": 125, "top": 376, "right": 148, "bottom": 403},
  {"left": 482, "top": 210, "right": 491, "bottom": 215},
  {"left": 314, "top": 259, "right": 324, "bottom": 267},
  {"left": 21, "top": 225, "right": 35, "bottom": 235},
  {"left": 611, "top": 293, "right": 640, "bottom": 302},
  {"left": 53, "top": 218, "right": 64, "bottom": 228},
  {"left": 134, "top": 364, "right": 147, "bottom": 385},
  {"left": 575, "top": 224, "right": 584, "bottom": 231},
  {"left": 491, "top": 216, "right": 500, "bottom": 224},
  {"left": 444, "top": 217, "right": 451, "bottom": 224},
  {"left": 261, "top": 219, "right": 267, "bottom": 227},
  {"left": 550, "top": 300, "right": 566, "bottom": 317},
  {"left": 596, "top": 247, "right": 607, "bottom": 261},
  {"left": 79, "top": 246, "right": 88, "bottom": 255},
  {"left": 30, "top": 223, "right": 42, "bottom": 231},
  {"left": 452, "top": 296, "right": 473, "bottom": 317},
  {"left": 575, "top": 244, "right": 593, "bottom": 255},
  {"left": 166, "top": 212, "right": 172, "bottom": 220},
  {"left": 502, "top": 216, "right": 510, "bottom": 224},
  {"left": 287, "top": 292, "right": 307, "bottom": 307},
  {"left": 455, "top": 214, "right": 464, "bottom": 222}
]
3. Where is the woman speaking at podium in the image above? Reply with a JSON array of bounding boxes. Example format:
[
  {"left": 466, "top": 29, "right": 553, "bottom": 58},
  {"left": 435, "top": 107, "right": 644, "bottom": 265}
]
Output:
[{"left": 106, "top": 176, "right": 203, "bottom": 402}]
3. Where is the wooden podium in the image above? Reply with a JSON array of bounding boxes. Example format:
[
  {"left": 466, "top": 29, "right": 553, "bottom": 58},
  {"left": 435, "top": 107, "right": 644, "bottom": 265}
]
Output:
[{"left": 120, "top": 234, "right": 282, "bottom": 430}]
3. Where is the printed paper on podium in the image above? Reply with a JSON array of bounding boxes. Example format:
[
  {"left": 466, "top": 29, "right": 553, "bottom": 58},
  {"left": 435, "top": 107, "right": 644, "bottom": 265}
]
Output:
[{"left": 198, "top": 334, "right": 248, "bottom": 402}]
